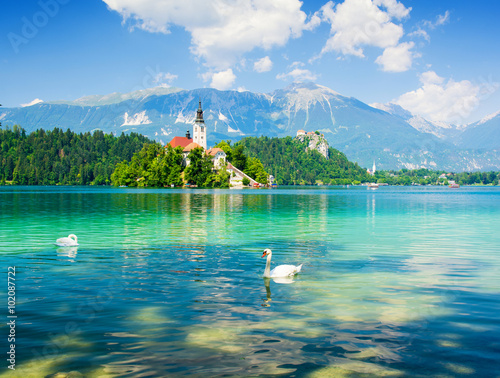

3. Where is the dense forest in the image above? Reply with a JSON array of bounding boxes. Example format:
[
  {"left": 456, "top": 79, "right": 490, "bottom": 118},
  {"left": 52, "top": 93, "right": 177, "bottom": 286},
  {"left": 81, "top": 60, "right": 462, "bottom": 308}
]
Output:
[
  {"left": 0, "top": 124, "right": 150, "bottom": 185},
  {"left": 234, "top": 136, "right": 371, "bottom": 185}
]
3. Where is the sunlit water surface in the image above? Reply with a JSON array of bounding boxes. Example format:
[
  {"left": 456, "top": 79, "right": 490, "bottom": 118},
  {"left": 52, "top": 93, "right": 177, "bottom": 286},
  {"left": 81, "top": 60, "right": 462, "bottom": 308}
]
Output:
[{"left": 1, "top": 186, "right": 499, "bottom": 377}]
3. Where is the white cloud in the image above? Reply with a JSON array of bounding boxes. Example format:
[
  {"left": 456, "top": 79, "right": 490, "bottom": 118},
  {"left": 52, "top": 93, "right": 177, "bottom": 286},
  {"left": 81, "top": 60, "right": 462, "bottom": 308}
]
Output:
[
  {"left": 103, "top": 0, "right": 311, "bottom": 70},
  {"left": 395, "top": 71, "right": 480, "bottom": 123},
  {"left": 408, "top": 28, "right": 430, "bottom": 42},
  {"left": 424, "top": 10, "right": 450, "bottom": 29},
  {"left": 319, "top": 0, "right": 410, "bottom": 58},
  {"left": 375, "top": 41, "right": 414, "bottom": 72},
  {"left": 210, "top": 69, "right": 236, "bottom": 90},
  {"left": 153, "top": 72, "right": 178, "bottom": 86},
  {"left": 276, "top": 68, "right": 317, "bottom": 82},
  {"left": 409, "top": 10, "right": 449, "bottom": 44},
  {"left": 254, "top": 56, "right": 273, "bottom": 73},
  {"left": 21, "top": 98, "right": 43, "bottom": 107},
  {"left": 419, "top": 70, "right": 443, "bottom": 85}
]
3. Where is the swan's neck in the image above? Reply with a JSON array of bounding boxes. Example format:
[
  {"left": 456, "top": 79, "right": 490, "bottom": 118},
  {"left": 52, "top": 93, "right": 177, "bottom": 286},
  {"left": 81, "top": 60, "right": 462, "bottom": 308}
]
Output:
[{"left": 264, "top": 254, "right": 272, "bottom": 277}]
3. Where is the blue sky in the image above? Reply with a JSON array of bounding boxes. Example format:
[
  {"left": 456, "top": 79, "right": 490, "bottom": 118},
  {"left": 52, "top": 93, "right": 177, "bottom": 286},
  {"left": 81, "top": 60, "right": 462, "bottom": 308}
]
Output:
[{"left": 1, "top": 0, "right": 499, "bottom": 124}]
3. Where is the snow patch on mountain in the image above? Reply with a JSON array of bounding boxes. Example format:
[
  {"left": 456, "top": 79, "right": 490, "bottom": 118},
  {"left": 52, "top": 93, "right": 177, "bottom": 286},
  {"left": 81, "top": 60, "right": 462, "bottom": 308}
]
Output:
[
  {"left": 478, "top": 110, "right": 500, "bottom": 125},
  {"left": 218, "top": 112, "right": 229, "bottom": 122},
  {"left": 175, "top": 112, "right": 194, "bottom": 124},
  {"left": 227, "top": 125, "right": 244, "bottom": 134},
  {"left": 21, "top": 98, "right": 44, "bottom": 107},
  {"left": 122, "top": 111, "right": 152, "bottom": 126}
]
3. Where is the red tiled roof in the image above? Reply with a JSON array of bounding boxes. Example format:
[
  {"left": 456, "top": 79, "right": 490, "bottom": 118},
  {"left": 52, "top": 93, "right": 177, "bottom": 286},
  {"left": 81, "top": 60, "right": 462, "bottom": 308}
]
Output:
[
  {"left": 207, "top": 147, "right": 225, "bottom": 156},
  {"left": 168, "top": 136, "right": 193, "bottom": 148}
]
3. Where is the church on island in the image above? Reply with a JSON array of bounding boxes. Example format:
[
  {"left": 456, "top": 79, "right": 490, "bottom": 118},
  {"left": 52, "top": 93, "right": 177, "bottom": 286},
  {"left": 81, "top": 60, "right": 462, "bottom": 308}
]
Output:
[
  {"left": 167, "top": 100, "right": 258, "bottom": 186},
  {"left": 167, "top": 100, "right": 226, "bottom": 167}
]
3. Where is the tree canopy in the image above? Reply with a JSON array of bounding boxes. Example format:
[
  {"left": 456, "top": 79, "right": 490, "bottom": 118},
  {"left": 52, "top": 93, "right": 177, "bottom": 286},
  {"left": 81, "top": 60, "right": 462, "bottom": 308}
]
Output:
[
  {"left": 0, "top": 125, "right": 149, "bottom": 185},
  {"left": 234, "top": 136, "right": 370, "bottom": 185}
]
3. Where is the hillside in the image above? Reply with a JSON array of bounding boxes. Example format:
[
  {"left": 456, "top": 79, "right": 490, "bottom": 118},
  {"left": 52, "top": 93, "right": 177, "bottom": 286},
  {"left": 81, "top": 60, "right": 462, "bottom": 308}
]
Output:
[{"left": 235, "top": 135, "right": 370, "bottom": 185}]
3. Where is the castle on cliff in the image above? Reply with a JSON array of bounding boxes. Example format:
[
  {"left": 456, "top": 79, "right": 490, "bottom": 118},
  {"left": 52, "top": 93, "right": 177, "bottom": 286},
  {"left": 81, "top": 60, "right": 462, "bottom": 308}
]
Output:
[{"left": 295, "top": 130, "right": 329, "bottom": 159}]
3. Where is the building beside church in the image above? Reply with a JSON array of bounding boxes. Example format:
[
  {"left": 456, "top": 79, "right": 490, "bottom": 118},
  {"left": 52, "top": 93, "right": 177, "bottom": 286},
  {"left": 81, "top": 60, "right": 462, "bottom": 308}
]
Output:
[{"left": 207, "top": 147, "right": 226, "bottom": 169}]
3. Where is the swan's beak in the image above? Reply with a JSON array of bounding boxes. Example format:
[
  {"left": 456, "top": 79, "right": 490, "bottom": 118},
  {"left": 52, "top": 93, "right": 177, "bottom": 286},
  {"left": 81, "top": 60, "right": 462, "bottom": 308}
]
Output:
[{"left": 261, "top": 251, "right": 267, "bottom": 258}]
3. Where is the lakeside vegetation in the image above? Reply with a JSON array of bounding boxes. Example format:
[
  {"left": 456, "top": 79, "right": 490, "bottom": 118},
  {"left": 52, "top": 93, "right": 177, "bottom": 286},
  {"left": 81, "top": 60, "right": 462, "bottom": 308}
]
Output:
[
  {"left": 373, "top": 168, "right": 499, "bottom": 186},
  {"left": 1, "top": 125, "right": 499, "bottom": 187}
]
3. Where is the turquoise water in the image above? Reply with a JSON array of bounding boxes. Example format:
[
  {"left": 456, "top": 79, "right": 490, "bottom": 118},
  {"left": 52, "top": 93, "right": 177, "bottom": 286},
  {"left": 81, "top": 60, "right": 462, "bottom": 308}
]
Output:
[{"left": 1, "top": 186, "right": 499, "bottom": 377}]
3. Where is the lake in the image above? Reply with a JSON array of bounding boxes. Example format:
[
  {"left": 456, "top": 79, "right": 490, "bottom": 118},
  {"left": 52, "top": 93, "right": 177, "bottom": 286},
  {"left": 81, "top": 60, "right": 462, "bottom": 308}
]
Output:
[{"left": 1, "top": 185, "right": 499, "bottom": 377}]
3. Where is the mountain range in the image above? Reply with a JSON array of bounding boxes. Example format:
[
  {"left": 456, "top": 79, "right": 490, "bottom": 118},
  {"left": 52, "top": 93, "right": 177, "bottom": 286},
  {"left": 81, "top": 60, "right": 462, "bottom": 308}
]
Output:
[{"left": 1, "top": 82, "right": 499, "bottom": 171}]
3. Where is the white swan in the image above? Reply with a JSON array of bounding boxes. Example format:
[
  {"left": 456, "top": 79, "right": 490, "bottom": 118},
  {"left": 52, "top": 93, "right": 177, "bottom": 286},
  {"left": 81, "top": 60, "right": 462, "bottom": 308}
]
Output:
[
  {"left": 55, "top": 234, "right": 79, "bottom": 247},
  {"left": 262, "top": 249, "right": 302, "bottom": 278}
]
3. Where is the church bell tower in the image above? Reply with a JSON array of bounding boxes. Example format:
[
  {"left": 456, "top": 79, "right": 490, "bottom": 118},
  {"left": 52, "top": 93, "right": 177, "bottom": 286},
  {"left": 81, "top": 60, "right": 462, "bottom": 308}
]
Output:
[{"left": 193, "top": 99, "right": 207, "bottom": 150}]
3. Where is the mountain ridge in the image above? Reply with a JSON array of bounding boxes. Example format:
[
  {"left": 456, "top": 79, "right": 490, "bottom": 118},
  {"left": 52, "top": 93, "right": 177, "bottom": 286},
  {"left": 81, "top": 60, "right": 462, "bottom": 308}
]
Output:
[{"left": 1, "top": 82, "right": 498, "bottom": 171}]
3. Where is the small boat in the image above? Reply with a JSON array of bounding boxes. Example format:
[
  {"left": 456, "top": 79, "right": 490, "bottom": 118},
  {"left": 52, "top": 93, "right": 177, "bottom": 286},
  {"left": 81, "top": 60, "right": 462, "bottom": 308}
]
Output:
[
  {"left": 449, "top": 183, "right": 460, "bottom": 188},
  {"left": 367, "top": 183, "right": 379, "bottom": 189}
]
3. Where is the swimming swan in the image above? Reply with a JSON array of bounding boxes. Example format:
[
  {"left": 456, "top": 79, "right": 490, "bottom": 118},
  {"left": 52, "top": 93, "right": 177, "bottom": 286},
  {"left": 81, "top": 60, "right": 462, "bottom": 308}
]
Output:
[
  {"left": 55, "top": 234, "right": 79, "bottom": 247},
  {"left": 262, "top": 249, "right": 302, "bottom": 278}
]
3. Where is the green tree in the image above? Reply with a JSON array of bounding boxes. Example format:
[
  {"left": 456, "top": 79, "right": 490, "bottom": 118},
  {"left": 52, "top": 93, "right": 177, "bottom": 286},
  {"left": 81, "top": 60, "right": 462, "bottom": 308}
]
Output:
[
  {"left": 231, "top": 145, "right": 247, "bottom": 171},
  {"left": 184, "top": 148, "right": 213, "bottom": 187}
]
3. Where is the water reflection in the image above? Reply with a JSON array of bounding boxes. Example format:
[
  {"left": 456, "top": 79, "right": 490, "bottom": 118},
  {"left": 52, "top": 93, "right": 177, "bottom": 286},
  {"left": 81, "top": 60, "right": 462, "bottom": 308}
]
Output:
[
  {"left": 262, "top": 275, "right": 297, "bottom": 306},
  {"left": 262, "top": 278, "right": 272, "bottom": 306},
  {"left": 56, "top": 246, "right": 78, "bottom": 260}
]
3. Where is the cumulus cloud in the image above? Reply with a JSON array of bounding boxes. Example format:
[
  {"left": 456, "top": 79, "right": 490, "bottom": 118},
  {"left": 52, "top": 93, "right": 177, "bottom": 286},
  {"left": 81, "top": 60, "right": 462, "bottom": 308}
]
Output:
[
  {"left": 276, "top": 62, "right": 318, "bottom": 82},
  {"left": 375, "top": 41, "right": 414, "bottom": 72},
  {"left": 253, "top": 56, "right": 273, "bottom": 73},
  {"left": 395, "top": 71, "right": 480, "bottom": 123},
  {"left": 318, "top": 0, "right": 410, "bottom": 58},
  {"left": 209, "top": 69, "right": 236, "bottom": 90},
  {"left": 103, "top": 0, "right": 311, "bottom": 71}
]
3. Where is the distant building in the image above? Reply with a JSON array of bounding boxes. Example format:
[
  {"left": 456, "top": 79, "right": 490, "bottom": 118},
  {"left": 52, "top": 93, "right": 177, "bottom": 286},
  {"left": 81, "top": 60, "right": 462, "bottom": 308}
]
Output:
[
  {"left": 296, "top": 130, "right": 306, "bottom": 136},
  {"left": 367, "top": 161, "right": 376, "bottom": 175}
]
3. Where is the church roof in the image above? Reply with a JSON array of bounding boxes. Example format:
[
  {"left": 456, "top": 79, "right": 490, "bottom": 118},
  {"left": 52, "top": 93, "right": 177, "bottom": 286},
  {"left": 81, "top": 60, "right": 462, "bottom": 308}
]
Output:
[
  {"left": 168, "top": 136, "right": 193, "bottom": 148},
  {"left": 183, "top": 142, "right": 203, "bottom": 152}
]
